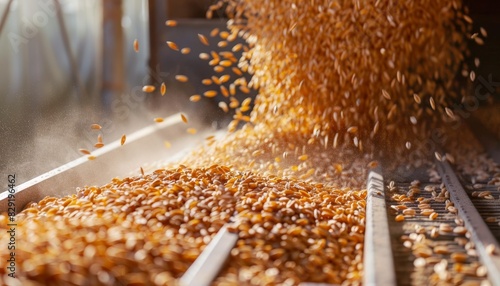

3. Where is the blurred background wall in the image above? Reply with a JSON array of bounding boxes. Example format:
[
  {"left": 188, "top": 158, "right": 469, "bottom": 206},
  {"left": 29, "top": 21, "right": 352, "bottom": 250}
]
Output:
[{"left": 0, "top": 0, "right": 150, "bottom": 183}]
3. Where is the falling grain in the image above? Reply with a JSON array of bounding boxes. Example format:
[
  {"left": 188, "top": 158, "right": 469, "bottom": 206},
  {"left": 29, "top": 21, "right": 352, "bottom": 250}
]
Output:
[
  {"left": 160, "top": 82, "right": 166, "bottom": 96},
  {"left": 143, "top": 85, "right": 155, "bottom": 93},
  {"left": 175, "top": 75, "right": 189, "bottom": 82},
  {"left": 165, "top": 20, "right": 177, "bottom": 27},
  {"left": 219, "top": 102, "right": 229, "bottom": 113},
  {"left": 204, "top": 90, "right": 218, "bottom": 98},
  {"left": 382, "top": 89, "right": 391, "bottom": 100},
  {"left": 220, "top": 86, "right": 229, "bottom": 97},
  {"left": 298, "top": 155, "right": 308, "bottom": 161},
  {"left": 210, "top": 28, "right": 220, "bottom": 37},
  {"left": 78, "top": 148, "right": 91, "bottom": 155},
  {"left": 232, "top": 67, "right": 243, "bottom": 76},
  {"left": 474, "top": 37, "right": 484, "bottom": 45},
  {"left": 90, "top": 124, "right": 102, "bottom": 130},
  {"left": 413, "top": 94, "right": 421, "bottom": 104},
  {"left": 199, "top": 53, "right": 210, "bottom": 60},
  {"left": 133, "top": 39, "right": 139, "bottom": 52},
  {"left": 180, "top": 113, "right": 188, "bottom": 124},
  {"left": 166, "top": 41, "right": 179, "bottom": 51},
  {"left": 214, "top": 66, "right": 225, "bottom": 73},
  {"left": 430, "top": 97, "right": 436, "bottom": 110},
  {"left": 198, "top": 34, "right": 209, "bottom": 46},
  {"left": 189, "top": 95, "right": 201, "bottom": 102},
  {"left": 219, "top": 75, "right": 231, "bottom": 83},
  {"left": 480, "top": 27, "right": 487, "bottom": 38}
]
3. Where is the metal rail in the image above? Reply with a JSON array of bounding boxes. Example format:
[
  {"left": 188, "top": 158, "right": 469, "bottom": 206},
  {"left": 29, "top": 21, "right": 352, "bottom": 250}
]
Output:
[
  {"left": 180, "top": 225, "right": 239, "bottom": 286},
  {"left": 363, "top": 168, "right": 396, "bottom": 286},
  {"left": 436, "top": 158, "right": 500, "bottom": 285}
]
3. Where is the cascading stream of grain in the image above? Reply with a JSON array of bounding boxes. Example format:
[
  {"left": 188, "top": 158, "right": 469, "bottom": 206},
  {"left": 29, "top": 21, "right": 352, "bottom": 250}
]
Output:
[{"left": 185, "top": 0, "right": 474, "bottom": 181}]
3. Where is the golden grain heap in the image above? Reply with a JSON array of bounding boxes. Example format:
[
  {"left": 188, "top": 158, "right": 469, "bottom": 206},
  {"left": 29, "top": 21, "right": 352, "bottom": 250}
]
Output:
[
  {"left": 0, "top": 165, "right": 366, "bottom": 285},
  {"left": 0, "top": 0, "right": 479, "bottom": 285}
]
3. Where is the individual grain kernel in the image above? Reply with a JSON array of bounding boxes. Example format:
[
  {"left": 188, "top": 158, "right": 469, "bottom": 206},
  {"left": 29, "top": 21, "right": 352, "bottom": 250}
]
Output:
[
  {"left": 485, "top": 217, "right": 497, "bottom": 223},
  {"left": 298, "top": 155, "right": 308, "bottom": 161},
  {"left": 199, "top": 53, "right": 210, "bottom": 60},
  {"left": 439, "top": 223, "right": 453, "bottom": 233},
  {"left": 220, "top": 60, "right": 232, "bottom": 67},
  {"left": 204, "top": 90, "right": 218, "bottom": 98},
  {"left": 142, "top": 85, "right": 156, "bottom": 93},
  {"left": 414, "top": 247, "right": 432, "bottom": 258},
  {"left": 239, "top": 86, "right": 250, "bottom": 94},
  {"left": 210, "top": 27, "right": 220, "bottom": 37},
  {"left": 190, "top": 95, "right": 201, "bottom": 102},
  {"left": 120, "top": 135, "right": 126, "bottom": 146},
  {"left": 367, "top": 161, "right": 378, "bottom": 168},
  {"left": 429, "top": 212, "right": 438, "bottom": 220},
  {"left": 434, "top": 245, "right": 449, "bottom": 255},
  {"left": 414, "top": 257, "right": 426, "bottom": 267},
  {"left": 219, "top": 75, "right": 231, "bottom": 84},
  {"left": 165, "top": 20, "right": 177, "bottom": 27},
  {"left": 451, "top": 252, "right": 468, "bottom": 263},
  {"left": 160, "top": 83, "right": 166, "bottom": 96},
  {"left": 430, "top": 227, "right": 439, "bottom": 238},
  {"left": 166, "top": 41, "right": 179, "bottom": 51},
  {"left": 214, "top": 66, "right": 225, "bottom": 73},
  {"left": 91, "top": 124, "right": 102, "bottom": 130},
  {"left": 453, "top": 226, "right": 467, "bottom": 235},
  {"left": 421, "top": 209, "right": 434, "bottom": 216},
  {"left": 79, "top": 148, "right": 91, "bottom": 155},
  {"left": 486, "top": 244, "right": 497, "bottom": 255},
  {"left": 180, "top": 114, "right": 188, "bottom": 124},
  {"left": 175, "top": 75, "right": 188, "bottom": 82},
  {"left": 476, "top": 266, "right": 487, "bottom": 277},
  {"left": 198, "top": 34, "right": 209, "bottom": 46},
  {"left": 403, "top": 209, "right": 415, "bottom": 216},
  {"left": 220, "top": 86, "right": 229, "bottom": 97},
  {"left": 133, "top": 39, "right": 139, "bottom": 52},
  {"left": 219, "top": 102, "right": 229, "bottom": 113},
  {"left": 395, "top": 214, "right": 405, "bottom": 222},
  {"left": 381, "top": 89, "right": 391, "bottom": 100},
  {"left": 232, "top": 67, "right": 243, "bottom": 76}
]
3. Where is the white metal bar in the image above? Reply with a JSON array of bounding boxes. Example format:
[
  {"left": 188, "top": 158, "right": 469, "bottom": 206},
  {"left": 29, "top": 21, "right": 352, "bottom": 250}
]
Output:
[
  {"left": 179, "top": 225, "right": 238, "bottom": 286},
  {"left": 363, "top": 168, "right": 397, "bottom": 286},
  {"left": 436, "top": 159, "right": 500, "bottom": 285}
]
